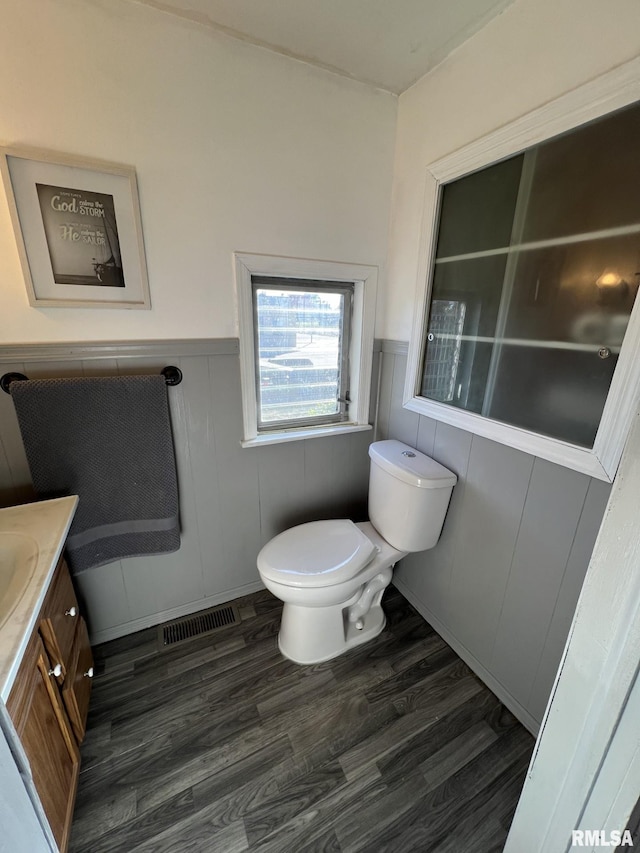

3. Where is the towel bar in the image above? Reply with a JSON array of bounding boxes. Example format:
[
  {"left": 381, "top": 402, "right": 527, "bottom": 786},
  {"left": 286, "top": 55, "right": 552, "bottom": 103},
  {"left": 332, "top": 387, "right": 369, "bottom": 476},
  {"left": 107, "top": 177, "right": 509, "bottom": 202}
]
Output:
[{"left": 0, "top": 366, "right": 183, "bottom": 394}]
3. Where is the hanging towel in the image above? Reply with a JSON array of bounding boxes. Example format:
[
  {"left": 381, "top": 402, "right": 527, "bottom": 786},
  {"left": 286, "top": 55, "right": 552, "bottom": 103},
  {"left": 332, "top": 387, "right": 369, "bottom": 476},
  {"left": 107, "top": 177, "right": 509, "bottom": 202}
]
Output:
[{"left": 10, "top": 374, "right": 180, "bottom": 573}]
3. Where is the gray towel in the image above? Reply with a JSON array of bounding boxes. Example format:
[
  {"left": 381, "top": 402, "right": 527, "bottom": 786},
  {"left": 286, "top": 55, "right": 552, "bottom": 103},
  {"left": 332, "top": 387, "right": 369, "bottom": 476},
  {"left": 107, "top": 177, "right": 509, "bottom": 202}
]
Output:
[{"left": 11, "top": 374, "right": 180, "bottom": 573}]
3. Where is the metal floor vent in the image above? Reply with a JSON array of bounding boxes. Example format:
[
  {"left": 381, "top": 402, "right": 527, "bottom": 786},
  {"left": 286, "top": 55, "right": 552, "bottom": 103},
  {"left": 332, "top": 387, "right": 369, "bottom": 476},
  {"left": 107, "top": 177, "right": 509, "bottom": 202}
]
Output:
[{"left": 159, "top": 604, "right": 240, "bottom": 647}]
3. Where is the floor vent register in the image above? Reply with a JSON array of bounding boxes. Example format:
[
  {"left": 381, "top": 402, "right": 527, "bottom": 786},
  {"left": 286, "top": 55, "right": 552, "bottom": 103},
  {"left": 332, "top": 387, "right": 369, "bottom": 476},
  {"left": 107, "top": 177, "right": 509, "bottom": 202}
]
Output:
[{"left": 159, "top": 604, "right": 240, "bottom": 647}]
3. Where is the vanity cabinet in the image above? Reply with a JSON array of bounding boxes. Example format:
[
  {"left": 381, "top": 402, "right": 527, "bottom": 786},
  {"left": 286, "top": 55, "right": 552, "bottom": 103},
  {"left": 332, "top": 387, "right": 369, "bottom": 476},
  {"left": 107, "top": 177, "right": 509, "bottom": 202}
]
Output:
[
  {"left": 6, "top": 554, "right": 93, "bottom": 852},
  {"left": 7, "top": 629, "right": 80, "bottom": 852}
]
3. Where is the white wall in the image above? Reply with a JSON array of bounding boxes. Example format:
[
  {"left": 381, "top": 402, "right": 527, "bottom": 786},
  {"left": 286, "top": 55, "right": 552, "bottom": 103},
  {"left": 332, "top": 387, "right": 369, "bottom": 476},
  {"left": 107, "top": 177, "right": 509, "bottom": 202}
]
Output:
[
  {"left": 0, "top": 0, "right": 396, "bottom": 344},
  {"left": 384, "top": 0, "right": 640, "bottom": 340}
]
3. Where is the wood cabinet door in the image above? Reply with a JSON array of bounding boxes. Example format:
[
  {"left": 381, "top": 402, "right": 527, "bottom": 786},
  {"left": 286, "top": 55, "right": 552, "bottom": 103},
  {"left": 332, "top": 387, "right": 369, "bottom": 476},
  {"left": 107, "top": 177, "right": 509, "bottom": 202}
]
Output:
[
  {"left": 62, "top": 617, "right": 94, "bottom": 743},
  {"left": 8, "top": 632, "right": 80, "bottom": 853},
  {"left": 39, "top": 557, "right": 80, "bottom": 682}
]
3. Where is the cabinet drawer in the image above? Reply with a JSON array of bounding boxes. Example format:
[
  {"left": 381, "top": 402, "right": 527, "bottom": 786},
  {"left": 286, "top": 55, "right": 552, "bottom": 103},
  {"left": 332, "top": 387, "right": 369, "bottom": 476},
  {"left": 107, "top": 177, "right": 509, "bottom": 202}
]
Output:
[
  {"left": 61, "top": 617, "right": 94, "bottom": 744},
  {"left": 39, "top": 557, "right": 79, "bottom": 681}
]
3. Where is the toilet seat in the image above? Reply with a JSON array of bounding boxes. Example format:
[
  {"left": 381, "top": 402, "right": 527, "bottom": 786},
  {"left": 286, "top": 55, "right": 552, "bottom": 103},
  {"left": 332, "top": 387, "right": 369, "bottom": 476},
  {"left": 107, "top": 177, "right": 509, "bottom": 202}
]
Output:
[{"left": 257, "top": 519, "right": 377, "bottom": 588}]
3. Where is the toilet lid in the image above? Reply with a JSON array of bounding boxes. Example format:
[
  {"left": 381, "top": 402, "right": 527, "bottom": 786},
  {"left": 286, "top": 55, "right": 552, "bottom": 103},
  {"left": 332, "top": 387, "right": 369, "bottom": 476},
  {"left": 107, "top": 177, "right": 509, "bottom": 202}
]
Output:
[{"left": 257, "top": 519, "right": 377, "bottom": 588}]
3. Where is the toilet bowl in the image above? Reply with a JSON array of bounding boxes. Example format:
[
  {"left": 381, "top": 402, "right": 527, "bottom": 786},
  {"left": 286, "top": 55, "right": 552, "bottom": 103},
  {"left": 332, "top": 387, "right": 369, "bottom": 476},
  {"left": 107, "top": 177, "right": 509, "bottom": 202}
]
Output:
[
  {"left": 259, "top": 520, "right": 405, "bottom": 664},
  {"left": 257, "top": 440, "right": 456, "bottom": 664}
]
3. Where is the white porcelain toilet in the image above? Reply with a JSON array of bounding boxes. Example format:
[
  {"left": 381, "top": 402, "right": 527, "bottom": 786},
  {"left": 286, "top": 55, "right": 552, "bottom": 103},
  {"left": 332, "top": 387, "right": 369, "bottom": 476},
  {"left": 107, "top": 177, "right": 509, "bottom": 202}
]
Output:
[{"left": 257, "top": 439, "right": 457, "bottom": 664}]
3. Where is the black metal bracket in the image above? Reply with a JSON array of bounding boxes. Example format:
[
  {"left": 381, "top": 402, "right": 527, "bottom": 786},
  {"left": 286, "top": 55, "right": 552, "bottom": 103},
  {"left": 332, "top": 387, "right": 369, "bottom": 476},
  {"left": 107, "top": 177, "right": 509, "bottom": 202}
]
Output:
[
  {"left": 1, "top": 366, "right": 183, "bottom": 393},
  {"left": 0, "top": 372, "right": 28, "bottom": 394},
  {"left": 161, "top": 366, "right": 183, "bottom": 386}
]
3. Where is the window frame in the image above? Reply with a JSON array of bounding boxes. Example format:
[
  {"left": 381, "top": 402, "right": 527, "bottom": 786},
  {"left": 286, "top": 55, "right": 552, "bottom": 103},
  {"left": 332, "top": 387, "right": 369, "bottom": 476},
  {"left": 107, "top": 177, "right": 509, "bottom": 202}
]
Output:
[
  {"left": 251, "top": 276, "right": 353, "bottom": 432},
  {"left": 404, "top": 58, "right": 640, "bottom": 483},
  {"left": 235, "top": 253, "right": 377, "bottom": 447}
]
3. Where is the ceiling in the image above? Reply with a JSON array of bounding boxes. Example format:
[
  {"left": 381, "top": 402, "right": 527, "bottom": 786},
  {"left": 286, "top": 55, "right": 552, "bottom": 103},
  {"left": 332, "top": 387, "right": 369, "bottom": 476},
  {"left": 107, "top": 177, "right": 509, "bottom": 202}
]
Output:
[{"left": 131, "top": 0, "right": 516, "bottom": 94}]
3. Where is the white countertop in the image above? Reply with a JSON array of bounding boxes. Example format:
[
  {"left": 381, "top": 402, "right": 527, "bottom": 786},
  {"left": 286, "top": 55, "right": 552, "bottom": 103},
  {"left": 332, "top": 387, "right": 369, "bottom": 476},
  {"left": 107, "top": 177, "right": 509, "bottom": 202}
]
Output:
[{"left": 0, "top": 496, "right": 78, "bottom": 702}]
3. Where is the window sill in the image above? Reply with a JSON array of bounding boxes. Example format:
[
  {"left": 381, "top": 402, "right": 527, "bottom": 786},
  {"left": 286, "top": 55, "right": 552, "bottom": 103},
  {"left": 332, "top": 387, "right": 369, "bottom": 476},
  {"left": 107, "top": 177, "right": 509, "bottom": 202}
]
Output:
[{"left": 240, "top": 422, "right": 372, "bottom": 448}]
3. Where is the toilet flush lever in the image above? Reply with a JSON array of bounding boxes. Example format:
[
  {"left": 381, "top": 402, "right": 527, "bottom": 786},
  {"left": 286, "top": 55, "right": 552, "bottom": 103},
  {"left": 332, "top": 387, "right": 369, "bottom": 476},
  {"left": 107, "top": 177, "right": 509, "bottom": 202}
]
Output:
[{"left": 401, "top": 450, "right": 416, "bottom": 458}]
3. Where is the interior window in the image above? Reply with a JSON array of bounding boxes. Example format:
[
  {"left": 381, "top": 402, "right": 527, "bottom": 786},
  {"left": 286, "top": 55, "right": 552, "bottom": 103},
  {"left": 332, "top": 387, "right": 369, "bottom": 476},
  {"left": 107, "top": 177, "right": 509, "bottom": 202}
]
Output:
[{"left": 420, "top": 103, "right": 640, "bottom": 448}]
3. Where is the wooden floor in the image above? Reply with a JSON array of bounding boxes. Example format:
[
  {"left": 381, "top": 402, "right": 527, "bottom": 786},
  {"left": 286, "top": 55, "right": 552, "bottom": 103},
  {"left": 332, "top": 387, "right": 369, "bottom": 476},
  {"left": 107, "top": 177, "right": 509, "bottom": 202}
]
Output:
[{"left": 69, "top": 587, "right": 534, "bottom": 853}]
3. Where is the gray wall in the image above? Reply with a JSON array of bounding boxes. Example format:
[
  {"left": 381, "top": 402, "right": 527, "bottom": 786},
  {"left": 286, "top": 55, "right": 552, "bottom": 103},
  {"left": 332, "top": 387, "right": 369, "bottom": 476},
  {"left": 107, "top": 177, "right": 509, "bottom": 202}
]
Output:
[
  {"left": 0, "top": 340, "right": 373, "bottom": 643},
  {"left": 0, "top": 338, "right": 609, "bottom": 733},
  {"left": 377, "top": 343, "right": 611, "bottom": 732}
]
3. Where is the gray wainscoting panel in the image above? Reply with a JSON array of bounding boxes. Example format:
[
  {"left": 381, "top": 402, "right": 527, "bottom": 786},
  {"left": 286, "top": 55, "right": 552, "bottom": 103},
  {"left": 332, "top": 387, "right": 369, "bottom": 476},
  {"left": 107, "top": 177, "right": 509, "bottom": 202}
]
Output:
[
  {"left": 74, "top": 562, "right": 131, "bottom": 635},
  {"left": 395, "top": 420, "right": 473, "bottom": 627},
  {"left": 374, "top": 348, "right": 395, "bottom": 441},
  {"left": 302, "top": 431, "right": 371, "bottom": 522},
  {"left": 526, "top": 476, "right": 612, "bottom": 722},
  {"left": 257, "top": 439, "right": 307, "bottom": 542},
  {"left": 447, "top": 436, "right": 534, "bottom": 667},
  {"left": 384, "top": 346, "right": 610, "bottom": 731},
  {"left": 117, "top": 355, "right": 213, "bottom": 621},
  {"left": 206, "top": 353, "right": 263, "bottom": 596},
  {"left": 81, "top": 358, "right": 119, "bottom": 378},
  {"left": 416, "top": 414, "right": 437, "bottom": 458},
  {"left": 490, "top": 458, "right": 591, "bottom": 710},
  {"left": 174, "top": 355, "right": 227, "bottom": 594},
  {"left": 387, "top": 353, "right": 419, "bottom": 447},
  {"left": 0, "top": 341, "right": 372, "bottom": 642}
]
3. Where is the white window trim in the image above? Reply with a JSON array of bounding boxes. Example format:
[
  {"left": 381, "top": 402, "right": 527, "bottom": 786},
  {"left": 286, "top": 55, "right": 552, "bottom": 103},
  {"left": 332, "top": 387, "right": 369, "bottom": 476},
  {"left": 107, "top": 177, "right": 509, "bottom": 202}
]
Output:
[
  {"left": 234, "top": 252, "right": 377, "bottom": 447},
  {"left": 404, "top": 56, "right": 640, "bottom": 483}
]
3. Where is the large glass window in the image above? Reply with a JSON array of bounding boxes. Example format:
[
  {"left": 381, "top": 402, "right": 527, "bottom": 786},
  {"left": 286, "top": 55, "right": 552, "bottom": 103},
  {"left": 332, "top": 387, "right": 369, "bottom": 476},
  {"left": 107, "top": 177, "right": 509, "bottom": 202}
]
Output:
[{"left": 420, "top": 102, "right": 640, "bottom": 449}]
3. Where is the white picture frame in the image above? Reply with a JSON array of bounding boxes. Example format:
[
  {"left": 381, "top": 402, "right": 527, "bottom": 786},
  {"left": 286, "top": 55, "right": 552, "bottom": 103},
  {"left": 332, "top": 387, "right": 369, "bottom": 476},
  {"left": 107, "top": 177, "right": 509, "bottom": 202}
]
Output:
[{"left": 0, "top": 146, "right": 150, "bottom": 309}]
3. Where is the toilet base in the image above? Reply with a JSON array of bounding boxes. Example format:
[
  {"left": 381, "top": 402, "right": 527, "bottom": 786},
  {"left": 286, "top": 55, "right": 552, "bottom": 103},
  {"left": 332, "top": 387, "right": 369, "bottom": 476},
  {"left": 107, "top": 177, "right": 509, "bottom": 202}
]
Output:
[{"left": 277, "top": 599, "right": 387, "bottom": 665}]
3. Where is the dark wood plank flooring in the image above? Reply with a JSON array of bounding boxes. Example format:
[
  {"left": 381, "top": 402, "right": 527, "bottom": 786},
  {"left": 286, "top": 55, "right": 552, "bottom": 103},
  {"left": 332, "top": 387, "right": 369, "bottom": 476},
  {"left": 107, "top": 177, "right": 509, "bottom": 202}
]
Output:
[{"left": 69, "top": 587, "right": 533, "bottom": 853}]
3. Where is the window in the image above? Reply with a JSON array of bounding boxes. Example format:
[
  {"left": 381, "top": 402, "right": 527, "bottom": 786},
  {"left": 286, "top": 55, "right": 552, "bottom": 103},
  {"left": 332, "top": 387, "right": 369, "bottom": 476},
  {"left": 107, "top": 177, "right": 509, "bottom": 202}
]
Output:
[
  {"left": 253, "top": 278, "right": 352, "bottom": 430},
  {"left": 404, "top": 64, "right": 640, "bottom": 482},
  {"left": 235, "top": 254, "right": 377, "bottom": 446}
]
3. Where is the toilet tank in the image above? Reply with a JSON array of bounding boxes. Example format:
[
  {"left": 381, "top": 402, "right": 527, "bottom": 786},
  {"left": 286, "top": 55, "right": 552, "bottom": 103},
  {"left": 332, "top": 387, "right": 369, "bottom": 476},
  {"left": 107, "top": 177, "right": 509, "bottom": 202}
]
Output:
[{"left": 368, "top": 440, "right": 457, "bottom": 552}]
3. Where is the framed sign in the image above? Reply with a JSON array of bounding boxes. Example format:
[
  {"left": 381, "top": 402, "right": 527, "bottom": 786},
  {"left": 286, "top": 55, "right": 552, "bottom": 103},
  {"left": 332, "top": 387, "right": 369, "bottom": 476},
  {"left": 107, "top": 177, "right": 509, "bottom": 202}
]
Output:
[{"left": 0, "top": 146, "right": 150, "bottom": 309}]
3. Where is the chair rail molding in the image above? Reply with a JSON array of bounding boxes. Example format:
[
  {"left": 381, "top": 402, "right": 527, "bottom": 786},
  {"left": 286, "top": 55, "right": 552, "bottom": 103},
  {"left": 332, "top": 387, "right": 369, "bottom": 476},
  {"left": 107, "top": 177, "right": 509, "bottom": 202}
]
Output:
[{"left": 0, "top": 339, "right": 239, "bottom": 363}]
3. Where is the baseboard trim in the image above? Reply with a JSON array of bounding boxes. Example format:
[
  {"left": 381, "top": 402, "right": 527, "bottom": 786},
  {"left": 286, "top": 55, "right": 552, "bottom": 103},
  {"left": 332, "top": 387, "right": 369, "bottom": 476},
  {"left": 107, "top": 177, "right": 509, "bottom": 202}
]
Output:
[
  {"left": 89, "top": 580, "right": 265, "bottom": 644},
  {"left": 392, "top": 576, "right": 540, "bottom": 736}
]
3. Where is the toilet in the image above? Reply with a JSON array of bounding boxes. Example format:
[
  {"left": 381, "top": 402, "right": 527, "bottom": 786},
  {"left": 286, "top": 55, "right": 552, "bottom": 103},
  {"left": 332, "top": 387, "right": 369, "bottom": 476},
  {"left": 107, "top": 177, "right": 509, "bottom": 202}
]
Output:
[{"left": 257, "top": 439, "right": 457, "bottom": 664}]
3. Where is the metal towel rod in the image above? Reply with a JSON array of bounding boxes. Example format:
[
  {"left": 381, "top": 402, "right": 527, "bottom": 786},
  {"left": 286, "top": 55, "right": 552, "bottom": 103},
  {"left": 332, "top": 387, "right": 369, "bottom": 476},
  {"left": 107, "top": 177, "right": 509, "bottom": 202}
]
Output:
[{"left": 0, "top": 365, "right": 183, "bottom": 394}]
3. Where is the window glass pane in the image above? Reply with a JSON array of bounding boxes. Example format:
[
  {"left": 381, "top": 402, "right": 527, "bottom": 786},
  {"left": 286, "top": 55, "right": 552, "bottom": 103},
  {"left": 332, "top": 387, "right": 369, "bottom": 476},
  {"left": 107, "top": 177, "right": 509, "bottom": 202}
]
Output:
[
  {"left": 421, "top": 255, "right": 509, "bottom": 413},
  {"left": 486, "top": 347, "right": 617, "bottom": 447},
  {"left": 422, "top": 240, "right": 638, "bottom": 443},
  {"left": 431, "top": 254, "right": 508, "bottom": 336},
  {"left": 254, "top": 286, "right": 347, "bottom": 427},
  {"left": 436, "top": 154, "right": 523, "bottom": 258},
  {"left": 521, "top": 104, "right": 640, "bottom": 242},
  {"left": 502, "top": 234, "right": 639, "bottom": 345},
  {"left": 421, "top": 300, "right": 466, "bottom": 402}
]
